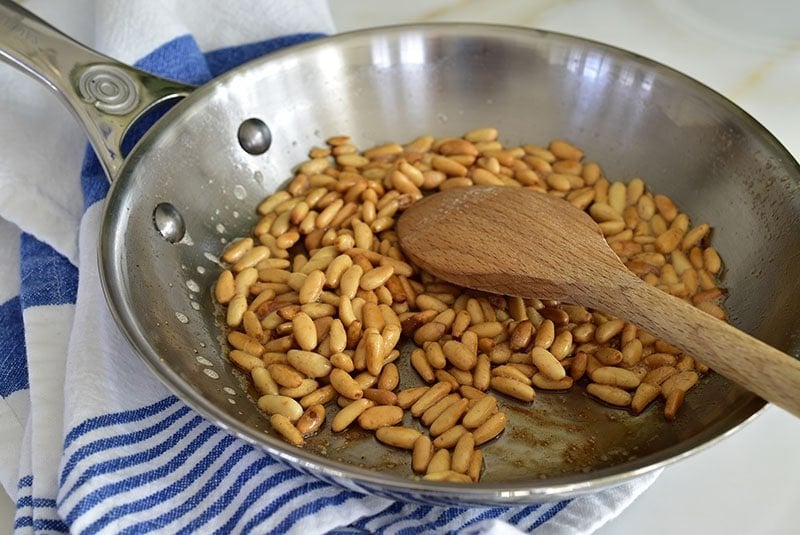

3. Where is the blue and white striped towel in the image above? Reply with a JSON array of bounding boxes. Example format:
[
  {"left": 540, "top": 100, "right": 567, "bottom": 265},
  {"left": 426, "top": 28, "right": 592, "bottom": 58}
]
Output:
[{"left": 0, "top": 1, "right": 660, "bottom": 533}]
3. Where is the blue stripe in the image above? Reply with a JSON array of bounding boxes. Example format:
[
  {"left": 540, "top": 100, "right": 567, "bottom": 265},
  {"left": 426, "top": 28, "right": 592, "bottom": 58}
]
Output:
[
  {"left": 240, "top": 479, "right": 330, "bottom": 533},
  {"left": 174, "top": 457, "right": 284, "bottom": 534},
  {"left": 63, "top": 396, "right": 179, "bottom": 449},
  {"left": 82, "top": 434, "right": 238, "bottom": 534},
  {"left": 32, "top": 518, "right": 69, "bottom": 533},
  {"left": 406, "top": 506, "right": 467, "bottom": 535},
  {"left": 529, "top": 500, "right": 571, "bottom": 530},
  {"left": 13, "top": 516, "right": 32, "bottom": 528},
  {"left": 450, "top": 507, "right": 508, "bottom": 534},
  {"left": 60, "top": 403, "right": 191, "bottom": 485},
  {"left": 353, "top": 501, "right": 422, "bottom": 533},
  {"left": 17, "top": 474, "right": 33, "bottom": 489},
  {"left": 118, "top": 443, "right": 255, "bottom": 534},
  {"left": 19, "top": 233, "right": 78, "bottom": 308},
  {"left": 507, "top": 503, "right": 542, "bottom": 526},
  {"left": 270, "top": 488, "right": 360, "bottom": 534},
  {"left": 0, "top": 296, "right": 28, "bottom": 396},
  {"left": 61, "top": 414, "right": 207, "bottom": 508},
  {"left": 214, "top": 469, "right": 306, "bottom": 534},
  {"left": 15, "top": 496, "right": 57, "bottom": 508}
]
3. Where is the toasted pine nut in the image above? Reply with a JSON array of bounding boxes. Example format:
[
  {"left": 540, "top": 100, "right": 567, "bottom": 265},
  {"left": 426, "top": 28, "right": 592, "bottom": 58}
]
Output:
[
  {"left": 411, "top": 347, "right": 436, "bottom": 383},
  {"left": 586, "top": 383, "right": 632, "bottom": 407},
  {"left": 472, "top": 411, "right": 507, "bottom": 445},
  {"left": 257, "top": 394, "right": 303, "bottom": 422},
  {"left": 664, "top": 388, "right": 686, "bottom": 420},
  {"left": 531, "top": 374, "right": 574, "bottom": 391},
  {"left": 419, "top": 393, "right": 459, "bottom": 426},
  {"left": 413, "top": 321, "right": 447, "bottom": 346},
  {"left": 549, "top": 330, "right": 573, "bottom": 360},
  {"left": 412, "top": 435, "right": 434, "bottom": 473},
  {"left": 270, "top": 414, "right": 304, "bottom": 446},
  {"left": 279, "top": 378, "right": 319, "bottom": 399},
  {"left": 226, "top": 294, "right": 248, "bottom": 327},
  {"left": 631, "top": 383, "right": 661, "bottom": 414},
  {"left": 410, "top": 381, "right": 452, "bottom": 417},
  {"left": 299, "top": 385, "right": 336, "bottom": 409},
  {"left": 451, "top": 433, "right": 475, "bottom": 474},
  {"left": 375, "top": 426, "right": 422, "bottom": 450},
  {"left": 397, "top": 386, "right": 428, "bottom": 409},
  {"left": 229, "top": 349, "right": 264, "bottom": 372},
  {"left": 286, "top": 349, "right": 331, "bottom": 379},
  {"left": 534, "top": 319, "right": 555, "bottom": 348},
  {"left": 590, "top": 366, "right": 641, "bottom": 389},
  {"left": 594, "top": 319, "right": 625, "bottom": 343},
  {"left": 328, "top": 367, "right": 364, "bottom": 400},
  {"left": 462, "top": 394, "right": 497, "bottom": 429},
  {"left": 426, "top": 449, "right": 452, "bottom": 474},
  {"left": 661, "top": 370, "right": 699, "bottom": 397},
  {"left": 360, "top": 265, "right": 394, "bottom": 291},
  {"left": 530, "top": 347, "right": 566, "bottom": 380},
  {"left": 296, "top": 404, "right": 326, "bottom": 436},
  {"left": 252, "top": 367, "right": 279, "bottom": 396},
  {"left": 473, "top": 354, "right": 492, "bottom": 391},
  {"left": 429, "top": 398, "right": 469, "bottom": 436},
  {"left": 290, "top": 312, "right": 317, "bottom": 351},
  {"left": 442, "top": 340, "right": 477, "bottom": 371},
  {"left": 215, "top": 269, "right": 235, "bottom": 304},
  {"left": 358, "top": 405, "right": 404, "bottom": 430},
  {"left": 227, "top": 331, "right": 263, "bottom": 356},
  {"left": 298, "top": 270, "right": 325, "bottom": 304},
  {"left": 331, "top": 398, "right": 374, "bottom": 432},
  {"left": 490, "top": 376, "right": 535, "bottom": 402}
]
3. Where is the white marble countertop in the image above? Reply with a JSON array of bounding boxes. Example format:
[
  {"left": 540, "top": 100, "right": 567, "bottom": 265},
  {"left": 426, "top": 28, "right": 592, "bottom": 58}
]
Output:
[
  {"left": 2, "top": 1, "right": 798, "bottom": 533},
  {"left": 327, "top": 1, "right": 800, "bottom": 534}
]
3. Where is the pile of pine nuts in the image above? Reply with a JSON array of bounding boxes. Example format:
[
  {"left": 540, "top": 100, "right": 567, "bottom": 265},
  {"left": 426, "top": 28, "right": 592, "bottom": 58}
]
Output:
[{"left": 213, "top": 128, "right": 726, "bottom": 483}]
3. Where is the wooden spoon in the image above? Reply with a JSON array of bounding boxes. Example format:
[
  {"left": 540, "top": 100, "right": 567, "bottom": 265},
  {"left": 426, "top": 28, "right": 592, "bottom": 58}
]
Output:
[{"left": 397, "top": 185, "right": 800, "bottom": 418}]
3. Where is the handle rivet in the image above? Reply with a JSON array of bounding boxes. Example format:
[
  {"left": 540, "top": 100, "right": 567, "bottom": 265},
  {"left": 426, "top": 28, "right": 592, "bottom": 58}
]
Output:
[
  {"left": 238, "top": 118, "right": 272, "bottom": 155},
  {"left": 153, "top": 202, "right": 186, "bottom": 243}
]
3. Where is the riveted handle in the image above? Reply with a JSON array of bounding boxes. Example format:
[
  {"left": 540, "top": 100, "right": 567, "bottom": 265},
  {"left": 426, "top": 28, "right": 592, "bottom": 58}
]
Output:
[{"left": 0, "top": 0, "right": 194, "bottom": 180}]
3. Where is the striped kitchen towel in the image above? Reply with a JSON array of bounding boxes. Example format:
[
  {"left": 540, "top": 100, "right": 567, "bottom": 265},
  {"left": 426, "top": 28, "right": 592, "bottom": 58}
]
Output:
[{"left": 0, "top": 0, "right": 660, "bottom": 533}]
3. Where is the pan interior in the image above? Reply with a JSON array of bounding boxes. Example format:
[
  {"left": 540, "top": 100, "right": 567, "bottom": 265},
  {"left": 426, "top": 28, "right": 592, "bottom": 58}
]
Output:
[{"left": 99, "top": 25, "right": 797, "bottom": 503}]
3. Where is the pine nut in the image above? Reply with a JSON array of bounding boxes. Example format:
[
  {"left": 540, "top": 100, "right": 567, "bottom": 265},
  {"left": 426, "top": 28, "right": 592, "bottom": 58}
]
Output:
[
  {"left": 530, "top": 347, "right": 566, "bottom": 380},
  {"left": 473, "top": 411, "right": 507, "bottom": 445},
  {"left": 296, "top": 404, "right": 326, "bottom": 436},
  {"left": 258, "top": 394, "right": 303, "bottom": 422},
  {"left": 586, "top": 383, "right": 632, "bottom": 407},
  {"left": 443, "top": 340, "right": 478, "bottom": 371},
  {"left": 429, "top": 398, "right": 469, "bottom": 436},
  {"left": 420, "top": 393, "right": 461, "bottom": 427},
  {"left": 331, "top": 398, "right": 374, "bottom": 432},
  {"left": 490, "top": 376, "right": 535, "bottom": 402},
  {"left": 215, "top": 269, "right": 235, "bottom": 304},
  {"left": 412, "top": 435, "right": 434, "bottom": 473},
  {"left": 631, "top": 383, "right": 661, "bottom": 414},
  {"left": 462, "top": 394, "right": 497, "bottom": 429},
  {"left": 270, "top": 414, "right": 304, "bottom": 446},
  {"left": 590, "top": 366, "right": 641, "bottom": 389},
  {"left": 411, "top": 381, "right": 452, "bottom": 417},
  {"left": 358, "top": 405, "right": 404, "bottom": 430},
  {"left": 451, "top": 433, "right": 475, "bottom": 474},
  {"left": 375, "top": 426, "right": 422, "bottom": 450}
]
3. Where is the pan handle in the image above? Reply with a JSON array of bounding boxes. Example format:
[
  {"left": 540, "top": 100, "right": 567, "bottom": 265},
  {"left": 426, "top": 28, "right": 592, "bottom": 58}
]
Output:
[{"left": 0, "top": 0, "right": 195, "bottom": 181}]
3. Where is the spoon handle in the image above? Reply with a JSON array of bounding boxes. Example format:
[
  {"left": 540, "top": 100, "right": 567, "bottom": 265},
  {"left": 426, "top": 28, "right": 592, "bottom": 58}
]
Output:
[{"left": 599, "top": 275, "right": 800, "bottom": 418}]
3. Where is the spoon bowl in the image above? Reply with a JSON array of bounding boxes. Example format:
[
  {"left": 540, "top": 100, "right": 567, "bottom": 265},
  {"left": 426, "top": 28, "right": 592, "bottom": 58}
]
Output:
[{"left": 397, "top": 185, "right": 800, "bottom": 418}]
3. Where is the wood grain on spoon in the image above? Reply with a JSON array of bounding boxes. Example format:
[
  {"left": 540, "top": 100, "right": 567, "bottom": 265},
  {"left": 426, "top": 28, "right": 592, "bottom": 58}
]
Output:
[{"left": 396, "top": 185, "right": 800, "bottom": 418}]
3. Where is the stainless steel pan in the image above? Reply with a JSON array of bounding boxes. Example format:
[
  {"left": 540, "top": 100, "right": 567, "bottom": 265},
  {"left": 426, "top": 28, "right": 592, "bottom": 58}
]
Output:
[{"left": 2, "top": 1, "right": 798, "bottom": 505}]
